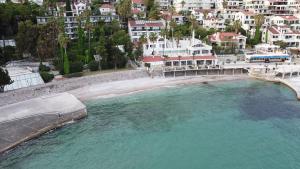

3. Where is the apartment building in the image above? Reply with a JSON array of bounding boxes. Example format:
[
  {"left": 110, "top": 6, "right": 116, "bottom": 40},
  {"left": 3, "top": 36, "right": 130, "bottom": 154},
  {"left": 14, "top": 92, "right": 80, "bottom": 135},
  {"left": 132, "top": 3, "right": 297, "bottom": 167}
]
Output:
[
  {"left": 128, "top": 20, "right": 165, "bottom": 42},
  {"left": 262, "top": 25, "right": 300, "bottom": 48}
]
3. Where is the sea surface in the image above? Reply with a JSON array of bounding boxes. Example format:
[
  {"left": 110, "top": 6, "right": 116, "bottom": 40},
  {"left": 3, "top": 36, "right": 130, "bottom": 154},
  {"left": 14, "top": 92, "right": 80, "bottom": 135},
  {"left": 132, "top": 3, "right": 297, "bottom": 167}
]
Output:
[{"left": 1, "top": 80, "right": 300, "bottom": 169}]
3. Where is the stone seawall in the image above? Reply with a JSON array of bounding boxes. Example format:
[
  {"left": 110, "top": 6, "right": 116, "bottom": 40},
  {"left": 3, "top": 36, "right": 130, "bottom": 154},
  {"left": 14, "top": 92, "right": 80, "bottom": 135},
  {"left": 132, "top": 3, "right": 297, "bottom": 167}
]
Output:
[
  {"left": 0, "top": 93, "right": 87, "bottom": 153},
  {"left": 0, "top": 70, "right": 148, "bottom": 107},
  {"left": 163, "top": 68, "right": 248, "bottom": 77}
]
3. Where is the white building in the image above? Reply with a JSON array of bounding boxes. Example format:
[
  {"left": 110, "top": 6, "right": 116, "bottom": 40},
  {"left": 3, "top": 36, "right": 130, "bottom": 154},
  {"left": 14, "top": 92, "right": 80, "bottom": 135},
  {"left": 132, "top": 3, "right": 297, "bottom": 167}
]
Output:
[
  {"left": 191, "top": 9, "right": 215, "bottom": 25},
  {"left": 234, "top": 11, "right": 256, "bottom": 31},
  {"left": 128, "top": 20, "right": 165, "bottom": 42},
  {"left": 142, "top": 33, "right": 217, "bottom": 67},
  {"left": 173, "top": 0, "right": 222, "bottom": 12},
  {"left": 244, "top": 0, "right": 270, "bottom": 14},
  {"left": 74, "top": 2, "right": 88, "bottom": 16},
  {"left": 203, "top": 17, "right": 226, "bottom": 31},
  {"left": 161, "top": 11, "right": 185, "bottom": 25},
  {"left": 155, "top": 0, "right": 172, "bottom": 10},
  {"left": 262, "top": 25, "right": 300, "bottom": 48},
  {"left": 37, "top": 15, "right": 119, "bottom": 39},
  {"left": 99, "top": 4, "right": 116, "bottom": 15}
]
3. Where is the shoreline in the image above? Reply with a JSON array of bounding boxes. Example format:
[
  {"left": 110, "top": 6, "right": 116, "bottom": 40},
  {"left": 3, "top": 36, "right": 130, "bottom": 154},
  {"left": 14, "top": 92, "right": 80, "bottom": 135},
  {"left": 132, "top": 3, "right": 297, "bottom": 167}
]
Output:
[{"left": 69, "top": 75, "right": 251, "bottom": 102}]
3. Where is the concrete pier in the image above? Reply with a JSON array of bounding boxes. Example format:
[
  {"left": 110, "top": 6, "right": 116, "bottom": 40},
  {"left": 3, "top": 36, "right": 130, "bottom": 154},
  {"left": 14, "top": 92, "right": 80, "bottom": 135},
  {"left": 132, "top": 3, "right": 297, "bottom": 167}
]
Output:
[{"left": 0, "top": 92, "right": 87, "bottom": 153}]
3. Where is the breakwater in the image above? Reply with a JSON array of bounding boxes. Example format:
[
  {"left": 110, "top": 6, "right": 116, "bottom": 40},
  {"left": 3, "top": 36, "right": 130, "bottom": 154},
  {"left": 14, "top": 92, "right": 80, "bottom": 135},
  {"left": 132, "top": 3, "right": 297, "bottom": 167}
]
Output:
[{"left": 0, "top": 92, "right": 87, "bottom": 153}]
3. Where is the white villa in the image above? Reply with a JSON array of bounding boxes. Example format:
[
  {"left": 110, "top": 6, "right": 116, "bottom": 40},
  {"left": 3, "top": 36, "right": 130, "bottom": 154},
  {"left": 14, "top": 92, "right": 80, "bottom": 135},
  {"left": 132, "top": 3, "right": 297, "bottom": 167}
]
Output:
[{"left": 142, "top": 31, "right": 217, "bottom": 67}]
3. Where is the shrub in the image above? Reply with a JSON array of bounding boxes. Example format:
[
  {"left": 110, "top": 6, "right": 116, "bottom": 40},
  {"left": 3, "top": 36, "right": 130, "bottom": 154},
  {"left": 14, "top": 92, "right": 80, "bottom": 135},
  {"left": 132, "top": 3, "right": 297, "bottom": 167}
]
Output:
[
  {"left": 39, "top": 63, "right": 50, "bottom": 72},
  {"left": 69, "top": 61, "right": 84, "bottom": 73},
  {"left": 40, "top": 71, "right": 54, "bottom": 83},
  {"left": 88, "top": 60, "right": 99, "bottom": 71}
]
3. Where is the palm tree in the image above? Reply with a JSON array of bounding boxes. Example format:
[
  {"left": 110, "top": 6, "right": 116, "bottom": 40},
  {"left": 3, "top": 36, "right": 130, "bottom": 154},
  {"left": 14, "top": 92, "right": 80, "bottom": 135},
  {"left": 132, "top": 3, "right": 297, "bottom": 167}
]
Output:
[
  {"left": 139, "top": 35, "right": 147, "bottom": 45},
  {"left": 189, "top": 15, "right": 198, "bottom": 33},
  {"left": 174, "top": 31, "right": 182, "bottom": 48},
  {"left": 169, "top": 19, "right": 177, "bottom": 44},
  {"left": 168, "top": 5, "right": 176, "bottom": 18},
  {"left": 149, "top": 32, "right": 158, "bottom": 54},
  {"left": 160, "top": 28, "right": 168, "bottom": 55},
  {"left": 58, "top": 33, "right": 70, "bottom": 74},
  {"left": 232, "top": 20, "right": 242, "bottom": 34}
]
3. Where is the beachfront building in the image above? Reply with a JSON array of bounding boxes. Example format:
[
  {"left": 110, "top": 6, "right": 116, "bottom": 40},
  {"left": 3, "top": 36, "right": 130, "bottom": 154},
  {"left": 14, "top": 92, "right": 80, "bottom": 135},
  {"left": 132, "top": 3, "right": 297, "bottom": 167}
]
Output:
[
  {"left": 128, "top": 20, "right": 165, "bottom": 42},
  {"left": 262, "top": 25, "right": 300, "bottom": 48},
  {"left": 142, "top": 32, "right": 217, "bottom": 67},
  {"left": 208, "top": 32, "right": 247, "bottom": 53}
]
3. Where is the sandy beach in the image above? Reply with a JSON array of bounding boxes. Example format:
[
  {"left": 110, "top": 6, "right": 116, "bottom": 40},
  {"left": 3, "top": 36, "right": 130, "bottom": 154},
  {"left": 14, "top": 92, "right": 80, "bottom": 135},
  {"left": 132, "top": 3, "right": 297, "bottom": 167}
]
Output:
[{"left": 69, "top": 75, "right": 250, "bottom": 102}]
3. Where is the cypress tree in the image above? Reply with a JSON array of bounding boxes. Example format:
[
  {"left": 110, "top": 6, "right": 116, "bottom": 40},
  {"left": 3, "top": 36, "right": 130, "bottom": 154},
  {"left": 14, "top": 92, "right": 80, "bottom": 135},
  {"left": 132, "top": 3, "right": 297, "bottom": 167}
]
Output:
[{"left": 66, "top": 0, "right": 72, "bottom": 16}]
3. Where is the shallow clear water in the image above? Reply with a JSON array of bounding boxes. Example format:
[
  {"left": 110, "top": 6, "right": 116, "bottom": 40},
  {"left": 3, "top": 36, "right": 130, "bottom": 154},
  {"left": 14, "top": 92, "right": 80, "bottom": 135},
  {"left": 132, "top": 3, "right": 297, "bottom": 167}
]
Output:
[{"left": 1, "top": 80, "right": 300, "bottom": 169}]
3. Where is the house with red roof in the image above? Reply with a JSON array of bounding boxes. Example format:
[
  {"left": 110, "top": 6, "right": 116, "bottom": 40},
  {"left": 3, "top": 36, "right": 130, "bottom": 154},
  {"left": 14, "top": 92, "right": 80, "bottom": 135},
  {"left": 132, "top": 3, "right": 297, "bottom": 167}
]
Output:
[
  {"left": 208, "top": 32, "right": 247, "bottom": 54},
  {"left": 262, "top": 25, "right": 300, "bottom": 48},
  {"left": 131, "top": 0, "right": 146, "bottom": 19}
]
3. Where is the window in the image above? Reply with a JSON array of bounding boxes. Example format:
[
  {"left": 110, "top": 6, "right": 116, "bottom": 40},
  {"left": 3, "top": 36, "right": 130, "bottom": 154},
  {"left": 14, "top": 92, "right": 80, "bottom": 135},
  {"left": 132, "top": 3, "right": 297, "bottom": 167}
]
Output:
[{"left": 202, "top": 50, "right": 209, "bottom": 54}]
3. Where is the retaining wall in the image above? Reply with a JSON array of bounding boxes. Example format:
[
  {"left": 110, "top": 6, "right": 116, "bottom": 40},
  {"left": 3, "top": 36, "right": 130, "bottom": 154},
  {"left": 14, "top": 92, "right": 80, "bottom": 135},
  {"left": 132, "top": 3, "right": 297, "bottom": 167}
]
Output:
[{"left": 0, "top": 70, "right": 148, "bottom": 106}]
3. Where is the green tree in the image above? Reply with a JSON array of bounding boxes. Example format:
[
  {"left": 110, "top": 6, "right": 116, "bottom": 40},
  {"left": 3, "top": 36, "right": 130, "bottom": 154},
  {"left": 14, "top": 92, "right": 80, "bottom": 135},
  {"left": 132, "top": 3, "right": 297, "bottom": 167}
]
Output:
[
  {"left": 0, "top": 67, "right": 13, "bottom": 92},
  {"left": 233, "top": 20, "right": 242, "bottom": 34},
  {"left": 36, "top": 19, "right": 59, "bottom": 61},
  {"left": 66, "top": 0, "right": 72, "bottom": 16},
  {"left": 58, "top": 33, "right": 70, "bottom": 74},
  {"left": 148, "top": 2, "right": 160, "bottom": 20},
  {"left": 169, "top": 19, "right": 177, "bottom": 40},
  {"left": 174, "top": 31, "right": 182, "bottom": 47},
  {"left": 274, "top": 40, "right": 288, "bottom": 49},
  {"left": 116, "top": 0, "right": 132, "bottom": 22},
  {"left": 149, "top": 32, "right": 158, "bottom": 53},
  {"left": 16, "top": 20, "right": 39, "bottom": 57}
]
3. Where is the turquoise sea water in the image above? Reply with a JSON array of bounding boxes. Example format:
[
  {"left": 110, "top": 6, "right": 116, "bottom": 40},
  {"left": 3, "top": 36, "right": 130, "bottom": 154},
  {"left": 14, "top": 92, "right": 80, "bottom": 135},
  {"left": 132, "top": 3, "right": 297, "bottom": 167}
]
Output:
[{"left": 1, "top": 80, "right": 300, "bottom": 169}]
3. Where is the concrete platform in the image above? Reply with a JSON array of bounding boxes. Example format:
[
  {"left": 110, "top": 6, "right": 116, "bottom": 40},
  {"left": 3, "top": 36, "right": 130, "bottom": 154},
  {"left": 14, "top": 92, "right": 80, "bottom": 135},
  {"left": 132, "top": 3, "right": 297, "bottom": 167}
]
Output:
[
  {"left": 0, "top": 93, "right": 87, "bottom": 153},
  {"left": 280, "top": 77, "right": 300, "bottom": 100}
]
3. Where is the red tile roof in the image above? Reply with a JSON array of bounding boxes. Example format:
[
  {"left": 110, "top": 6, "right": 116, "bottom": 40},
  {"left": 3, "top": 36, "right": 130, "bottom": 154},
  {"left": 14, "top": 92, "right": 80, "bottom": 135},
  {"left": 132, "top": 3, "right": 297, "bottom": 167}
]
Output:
[
  {"left": 143, "top": 56, "right": 216, "bottom": 62},
  {"left": 268, "top": 27, "right": 280, "bottom": 34},
  {"left": 100, "top": 4, "right": 114, "bottom": 9},
  {"left": 132, "top": 0, "right": 144, "bottom": 4},
  {"left": 131, "top": 9, "right": 141, "bottom": 14},
  {"left": 129, "top": 20, "right": 164, "bottom": 27},
  {"left": 209, "top": 32, "right": 242, "bottom": 42},
  {"left": 280, "top": 15, "right": 299, "bottom": 21}
]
